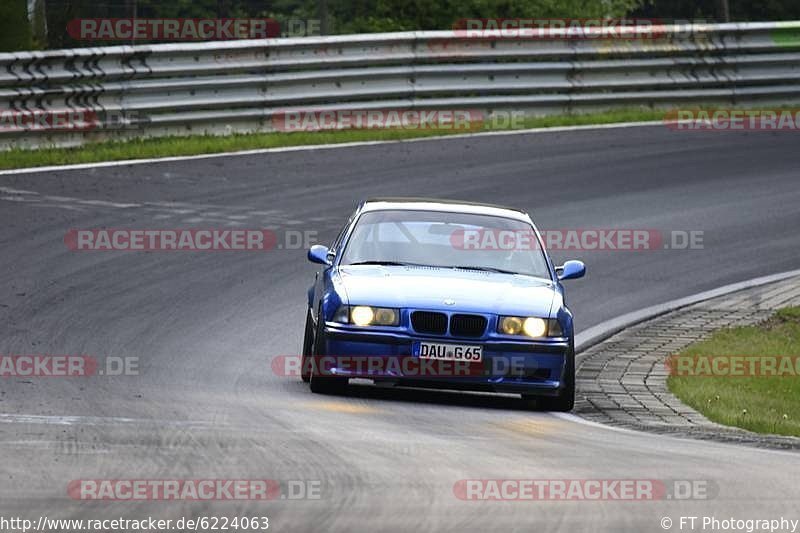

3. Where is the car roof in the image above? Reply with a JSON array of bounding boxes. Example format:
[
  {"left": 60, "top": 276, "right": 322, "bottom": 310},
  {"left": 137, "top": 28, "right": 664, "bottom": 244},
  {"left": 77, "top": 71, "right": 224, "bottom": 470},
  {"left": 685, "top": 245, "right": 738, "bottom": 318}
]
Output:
[{"left": 361, "top": 197, "right": 532, "bottom": 223}]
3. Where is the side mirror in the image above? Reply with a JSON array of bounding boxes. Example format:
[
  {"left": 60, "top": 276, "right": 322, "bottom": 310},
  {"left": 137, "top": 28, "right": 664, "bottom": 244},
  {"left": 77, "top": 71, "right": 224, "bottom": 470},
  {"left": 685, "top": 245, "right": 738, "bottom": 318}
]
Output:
[
  {"left": 557, "top": 260, "right": 586, "bottom": 281},
  {"left": 308, "top": 245, "right": 332, "bottom": 265}
]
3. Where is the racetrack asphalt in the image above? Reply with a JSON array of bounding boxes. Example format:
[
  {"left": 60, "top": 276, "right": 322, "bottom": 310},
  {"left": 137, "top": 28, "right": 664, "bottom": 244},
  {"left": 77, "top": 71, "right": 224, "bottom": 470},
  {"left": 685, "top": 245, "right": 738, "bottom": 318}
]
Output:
[{"left": 0, "top": 125, "right": 798, "bottom": 531}]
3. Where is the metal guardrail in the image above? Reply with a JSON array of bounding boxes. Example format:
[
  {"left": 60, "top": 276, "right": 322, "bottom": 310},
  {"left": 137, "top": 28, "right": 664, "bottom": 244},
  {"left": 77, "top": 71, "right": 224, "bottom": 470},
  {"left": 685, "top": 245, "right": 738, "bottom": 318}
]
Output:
[{"left": 1, "top": 22, "right": 800, "bottom": 150}]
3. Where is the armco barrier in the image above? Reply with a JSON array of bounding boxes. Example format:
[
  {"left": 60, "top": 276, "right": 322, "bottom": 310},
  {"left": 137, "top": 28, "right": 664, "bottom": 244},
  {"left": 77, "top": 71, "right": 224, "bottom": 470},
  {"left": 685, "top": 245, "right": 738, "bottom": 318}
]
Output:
[{"left": 1, "top": 22, "right": 800, "bottom": 149}]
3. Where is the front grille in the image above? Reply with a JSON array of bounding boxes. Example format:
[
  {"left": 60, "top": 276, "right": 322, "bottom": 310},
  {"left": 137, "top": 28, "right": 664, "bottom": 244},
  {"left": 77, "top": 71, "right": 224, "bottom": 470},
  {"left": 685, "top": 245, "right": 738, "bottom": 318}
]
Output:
[
  {"left": 411, "top": 311, "right": 448, "bottom": 335},
  {"left": 450, "top": 314, "right": 487, "bottom": 338}
]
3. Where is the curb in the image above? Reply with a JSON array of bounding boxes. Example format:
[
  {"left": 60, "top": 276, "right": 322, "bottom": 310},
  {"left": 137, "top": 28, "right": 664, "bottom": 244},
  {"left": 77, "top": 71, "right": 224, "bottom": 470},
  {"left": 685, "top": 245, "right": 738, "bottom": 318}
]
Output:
[
  {"left": 573, "top": 271, "right": 800, "bottom": 451},
  {"left": 575, "top": 268, "right": 800, "bottom": 355}
]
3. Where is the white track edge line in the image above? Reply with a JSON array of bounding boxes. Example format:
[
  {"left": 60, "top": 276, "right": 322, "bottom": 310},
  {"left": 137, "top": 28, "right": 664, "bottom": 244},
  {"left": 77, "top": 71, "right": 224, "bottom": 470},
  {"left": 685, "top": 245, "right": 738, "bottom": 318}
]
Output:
[{"left": 0, "top": 120, "right": 664, "bottom": 176}]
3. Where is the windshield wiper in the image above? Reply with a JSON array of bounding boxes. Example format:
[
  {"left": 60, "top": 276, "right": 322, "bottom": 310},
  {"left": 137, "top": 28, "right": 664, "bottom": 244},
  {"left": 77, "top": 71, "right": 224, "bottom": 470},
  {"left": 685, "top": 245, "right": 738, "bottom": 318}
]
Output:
[{"left": 453, "top": 265, "right": 521, "bottom": 275}]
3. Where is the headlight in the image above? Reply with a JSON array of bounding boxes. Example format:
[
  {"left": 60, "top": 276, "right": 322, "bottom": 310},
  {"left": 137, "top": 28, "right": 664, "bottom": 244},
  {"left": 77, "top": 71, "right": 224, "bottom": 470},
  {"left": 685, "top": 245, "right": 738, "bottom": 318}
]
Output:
[
  {"left": 335, "top": 305, "right": 400, "bottom": 326},
  {"left": 522, "top": 317, "right": 547, "bottom": 337},
  {"left": 351, "top": 306, "right": 374, "bottom": 326},
  {"left": 499, "top": 316, "right": 563, "bottom": 338},
  {"left": 499, "top": 316, "right": 523, "bottom": 335}
]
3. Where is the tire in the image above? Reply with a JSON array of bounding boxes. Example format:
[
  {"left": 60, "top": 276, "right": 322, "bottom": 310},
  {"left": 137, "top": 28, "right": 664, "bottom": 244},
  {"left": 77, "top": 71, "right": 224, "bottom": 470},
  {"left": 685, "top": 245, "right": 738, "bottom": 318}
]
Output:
[
  {"left": 524, "top": 343, "right": 575, "bottom": 412},
  {"left": 300, "top": 309, "right": 314, "bottom": 382},
  {"left": 309, "top": 306, "right": 348, "bottom": 395}
]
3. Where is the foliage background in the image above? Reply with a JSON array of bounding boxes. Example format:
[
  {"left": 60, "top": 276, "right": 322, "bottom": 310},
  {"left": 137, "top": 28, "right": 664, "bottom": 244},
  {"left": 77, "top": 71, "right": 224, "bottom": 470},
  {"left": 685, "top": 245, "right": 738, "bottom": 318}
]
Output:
[{"left": 2, "top": 0, "right": 800, "bottom": 51}]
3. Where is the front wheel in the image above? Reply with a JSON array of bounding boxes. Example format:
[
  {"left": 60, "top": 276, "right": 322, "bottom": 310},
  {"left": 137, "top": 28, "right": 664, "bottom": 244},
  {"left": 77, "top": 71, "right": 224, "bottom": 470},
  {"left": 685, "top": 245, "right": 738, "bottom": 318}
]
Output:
[{"left": 300, "top": 310, "right": 314, "bottom": 382}]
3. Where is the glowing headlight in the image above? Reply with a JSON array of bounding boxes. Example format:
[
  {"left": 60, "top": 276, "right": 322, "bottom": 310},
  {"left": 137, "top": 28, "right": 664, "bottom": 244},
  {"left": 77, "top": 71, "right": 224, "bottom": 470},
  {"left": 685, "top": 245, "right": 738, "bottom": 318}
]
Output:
[
  {"left": 522, "top": 317, "right": 547, "bottom": 338},
  {"left": 498, "top": 316, "right": 563, "bottom": 338},
  {"left": 351, "top": 306, "right": 375, "bottom": 326},
  {"left": 348, "top": 306, "right": 400, "bottom": 326}
]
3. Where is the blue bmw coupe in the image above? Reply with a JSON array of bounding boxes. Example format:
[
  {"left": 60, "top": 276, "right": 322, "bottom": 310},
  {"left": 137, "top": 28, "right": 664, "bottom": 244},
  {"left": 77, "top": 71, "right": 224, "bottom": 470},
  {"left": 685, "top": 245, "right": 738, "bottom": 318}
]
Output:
[{"left": 302, "top": 198, "right": 585, "bottom": 411}]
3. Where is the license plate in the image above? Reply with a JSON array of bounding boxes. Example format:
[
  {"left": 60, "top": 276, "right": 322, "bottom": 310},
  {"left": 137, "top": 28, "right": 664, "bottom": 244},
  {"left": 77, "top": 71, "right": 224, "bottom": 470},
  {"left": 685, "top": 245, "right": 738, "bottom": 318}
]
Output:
[{"left": 416, "top": 341, "right": 483, "bottom": 362}]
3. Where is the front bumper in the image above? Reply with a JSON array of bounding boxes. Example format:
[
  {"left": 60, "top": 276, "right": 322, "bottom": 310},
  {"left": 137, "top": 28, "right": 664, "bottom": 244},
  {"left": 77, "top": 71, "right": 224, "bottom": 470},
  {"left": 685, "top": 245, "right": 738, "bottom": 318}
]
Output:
[{"left": 320, "top": 323, "right": 570, "bottom": 396}]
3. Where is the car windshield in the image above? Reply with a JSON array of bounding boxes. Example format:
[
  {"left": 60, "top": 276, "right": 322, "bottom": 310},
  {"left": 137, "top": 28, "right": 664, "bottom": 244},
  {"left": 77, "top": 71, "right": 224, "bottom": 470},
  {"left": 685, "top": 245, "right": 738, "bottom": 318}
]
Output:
[{"left": 340, "top": 209, "right": 552, "bottom": 279}]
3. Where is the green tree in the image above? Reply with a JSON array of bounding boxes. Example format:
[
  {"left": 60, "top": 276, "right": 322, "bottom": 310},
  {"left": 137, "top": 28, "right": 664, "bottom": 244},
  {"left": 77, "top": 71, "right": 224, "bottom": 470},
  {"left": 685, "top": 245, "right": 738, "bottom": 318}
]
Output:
[
  {"left": 636, "top": 0, "right": 800, "bottom": 21},
  {"left": 322, "top": 0, "right": 645, "bottom": 34},
  {"left": 0, "top": 0, "right": 33, "bottom": 52}
]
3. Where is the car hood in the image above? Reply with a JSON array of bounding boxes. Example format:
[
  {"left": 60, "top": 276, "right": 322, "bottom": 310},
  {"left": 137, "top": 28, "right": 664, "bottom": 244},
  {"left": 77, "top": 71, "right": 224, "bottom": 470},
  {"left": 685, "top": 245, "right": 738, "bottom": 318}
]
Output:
[{"left": 336, "top": 265, "right": 556, "bottom": 317}]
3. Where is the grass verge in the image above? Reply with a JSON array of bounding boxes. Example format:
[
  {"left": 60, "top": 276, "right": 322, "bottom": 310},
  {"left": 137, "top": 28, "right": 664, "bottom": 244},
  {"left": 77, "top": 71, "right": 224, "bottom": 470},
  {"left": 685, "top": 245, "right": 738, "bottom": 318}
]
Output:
[
  {"left": 667, "top": 307, "right": 800, "bottom": 437},
  {"left": 0, "top": 108, "right": 665, "bottom": 171}
]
